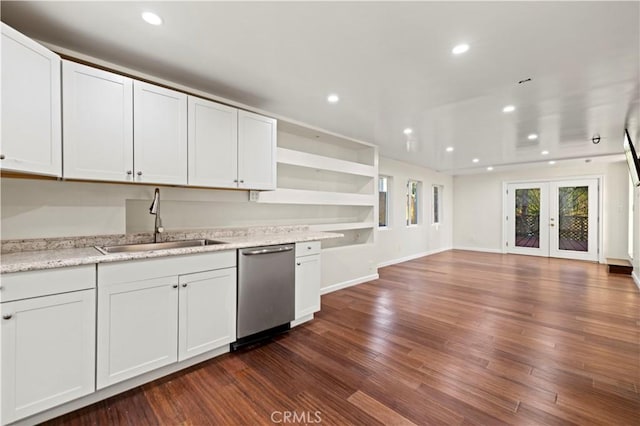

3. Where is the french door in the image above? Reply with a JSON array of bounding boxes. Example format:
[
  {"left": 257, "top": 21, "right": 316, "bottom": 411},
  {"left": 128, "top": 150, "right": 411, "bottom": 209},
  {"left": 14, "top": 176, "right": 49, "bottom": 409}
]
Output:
[{"left": 506, "top": 179, "right": 599, "bottom": 261}]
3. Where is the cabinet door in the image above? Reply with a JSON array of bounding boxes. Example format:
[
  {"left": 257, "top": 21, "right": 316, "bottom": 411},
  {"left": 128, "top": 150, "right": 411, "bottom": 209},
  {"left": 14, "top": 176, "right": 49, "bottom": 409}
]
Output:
[
  {"left": 1, "top": 23, "right": 61, "bottom": 176},
  {"left": 187, "top": 96, "right": 238, "bottom": 188},
  {"left": 1, "top": 290, "right": 95, "bottom": 424},
  {"left": 97, "top": 276, "right": 178, "bottom": 389},
  {"left": 178, "top": 268, "right": 236, "bottom": 361},
  {"left": 134, "top": 81, "right": 187, "bottom": 185},
  {"left": 62, "top": 60, "right": 134, "bottom": 182},
  {"left": 295, "top": 254, "right": 321, "bottom": 320},
  {"left": 237, "top": 110, "right": 277, "bottom": 190}
]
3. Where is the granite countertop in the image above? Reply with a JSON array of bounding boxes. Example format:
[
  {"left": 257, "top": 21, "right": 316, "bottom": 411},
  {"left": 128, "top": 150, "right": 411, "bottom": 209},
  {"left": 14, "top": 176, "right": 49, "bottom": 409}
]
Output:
[{"left": 0, "top": 226, "right": 342, "bottom": 274}]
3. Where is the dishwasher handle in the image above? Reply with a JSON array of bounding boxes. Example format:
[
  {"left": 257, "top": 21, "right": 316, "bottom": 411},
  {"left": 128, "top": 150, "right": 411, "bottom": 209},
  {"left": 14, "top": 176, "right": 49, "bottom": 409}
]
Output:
[{"left": 242, "top": 246, "right": 294, "bottom": 255}]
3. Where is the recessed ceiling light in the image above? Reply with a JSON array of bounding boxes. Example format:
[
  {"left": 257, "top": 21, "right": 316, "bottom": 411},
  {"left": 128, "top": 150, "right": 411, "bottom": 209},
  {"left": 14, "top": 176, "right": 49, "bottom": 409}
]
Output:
[
  {"left": 548, "top": 160, "right": 556, "bottom": 165},
  {"left": 528, "top": 133, "right": 538, "bottom": 140},
  {"left": 327, "top": 94, "right": 339, "bottom": 103},
  {"left": 472, "top": 158, "right": 479, "bottom": 163},
  {"left": 403, "top": 128, "right": 413, "bottom": 135},
  {"left": 452, "top": 43, "right": 469, "bottom": 55},
  {"left": 142, "top": 11, "right": 163, "bottom": 26},
  {"left": 487, "top": 166, "right": 494, "bottom": 171},
  {"left": 446, "top": 146, "right": 454, "bottom": 152},
  {"left": 502, "top": 105, "right": 516, "bottom": 113},
  {"left": 541, "top": 150, "right": 549, "bottom": 155}
]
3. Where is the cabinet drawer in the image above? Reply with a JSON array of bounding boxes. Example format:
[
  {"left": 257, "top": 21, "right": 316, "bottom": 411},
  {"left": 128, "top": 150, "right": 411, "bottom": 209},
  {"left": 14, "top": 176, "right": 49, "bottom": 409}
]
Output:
[
  {"left": 0, "top": 265, "right": 96, "bottom": 303},
  {"left": 99, "top": 251, "right": 236, "bottom": 285},
  {"left": 295, "top": 241, "right": 321, "bottom": 257}
]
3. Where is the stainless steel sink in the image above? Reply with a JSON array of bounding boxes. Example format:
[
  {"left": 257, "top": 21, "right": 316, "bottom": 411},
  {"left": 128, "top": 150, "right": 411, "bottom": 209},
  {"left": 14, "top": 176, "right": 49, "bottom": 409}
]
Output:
[{"left": 95, "top": 239, "right": 227, "bottom": 255}]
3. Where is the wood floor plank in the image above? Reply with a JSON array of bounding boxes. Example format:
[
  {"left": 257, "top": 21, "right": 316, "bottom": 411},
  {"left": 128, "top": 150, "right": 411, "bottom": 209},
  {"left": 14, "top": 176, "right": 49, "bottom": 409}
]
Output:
[
  {"left": 347, "top": 391, "right": 417, "bottom": 426},
  {"left": 45, "top": 251, "right": 639, "bottom": 425}
]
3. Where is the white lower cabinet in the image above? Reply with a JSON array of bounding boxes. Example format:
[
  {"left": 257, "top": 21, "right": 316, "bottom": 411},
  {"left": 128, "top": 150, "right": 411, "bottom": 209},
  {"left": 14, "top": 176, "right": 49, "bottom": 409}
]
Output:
[
  {"left": 96, "top": 252, "right": 237, "bottom": 389},
  {"left": 294, "top": 242, "right": 321, "bottom": 321},
  {"left": 96, "top": 276, "right": 179, "bottom": 390},
  {"left": 178, "top": 269, "right": 236, "bottom": 361},
  {"left": 1, "top": 266, "right": 96, "bottom": 425}
]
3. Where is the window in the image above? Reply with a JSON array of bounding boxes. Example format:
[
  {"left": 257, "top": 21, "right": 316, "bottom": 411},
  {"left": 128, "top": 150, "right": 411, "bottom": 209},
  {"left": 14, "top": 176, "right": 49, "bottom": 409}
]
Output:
[
  {"left": 379, "top": 176, "right": 390, "bottom": 227},
  {"left": 406, "top": 180, "right": 420, "bottom": 226},
  {"left": 433, "top": 185, "right": 443, "bottom": 224}
]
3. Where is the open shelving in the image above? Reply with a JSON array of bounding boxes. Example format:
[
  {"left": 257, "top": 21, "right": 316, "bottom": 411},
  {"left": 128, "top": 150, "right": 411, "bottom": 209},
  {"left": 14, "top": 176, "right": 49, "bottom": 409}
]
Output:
[
  {"left": 256, "top": 121, "right": 378, "bottom": 250},
  {"left": 256, "top": 188, "right": 375, "bottom": 206},
  {"left": 308, "top": 222, "right": 375, "bottom": 232},
  {"left": 277, "top": 147, "right": 376, "bottom": 178}
]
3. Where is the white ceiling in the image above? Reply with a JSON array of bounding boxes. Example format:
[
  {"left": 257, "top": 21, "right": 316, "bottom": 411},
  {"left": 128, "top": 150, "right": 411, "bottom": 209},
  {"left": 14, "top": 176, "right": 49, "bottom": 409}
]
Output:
[{"left": 2, "top": 1, "right": 639, "bottom": 174}]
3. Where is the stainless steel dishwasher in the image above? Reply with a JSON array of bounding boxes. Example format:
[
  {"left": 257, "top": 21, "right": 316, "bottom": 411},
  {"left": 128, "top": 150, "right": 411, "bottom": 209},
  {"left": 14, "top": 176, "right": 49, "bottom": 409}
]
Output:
[{"left": 232, "top": 244, "right": 295, "bottom": 350}]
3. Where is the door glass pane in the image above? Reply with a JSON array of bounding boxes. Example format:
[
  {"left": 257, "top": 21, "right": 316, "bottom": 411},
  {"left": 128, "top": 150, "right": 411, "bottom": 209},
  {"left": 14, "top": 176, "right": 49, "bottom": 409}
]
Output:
[
  {"left": 558, "top": 186, "right": 588, "bottom": 251},
  {"left": 515, "top": 188, "right": 540, "bottom": 248}
]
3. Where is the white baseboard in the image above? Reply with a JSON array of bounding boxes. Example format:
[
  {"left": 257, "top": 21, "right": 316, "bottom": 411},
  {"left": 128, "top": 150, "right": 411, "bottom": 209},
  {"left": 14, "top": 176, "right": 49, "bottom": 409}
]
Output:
[
  {"left": 453, "top": 246, "right": 504, "bottom": 254},
  {"left": 377, "top": 246, "right": 452, "bottom": 268},
  {"left": 320, "top": 273, "right": 379, "bottom": 295},
  {"left": 291, "top": 313, "right": 314, "bottom": 327},
  {"left": 632, "top": 270, "right": 640, "bottom": 291}
]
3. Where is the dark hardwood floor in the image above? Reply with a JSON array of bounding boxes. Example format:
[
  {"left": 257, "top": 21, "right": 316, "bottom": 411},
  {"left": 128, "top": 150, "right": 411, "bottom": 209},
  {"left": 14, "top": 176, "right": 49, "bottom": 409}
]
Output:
[{"left": 46, "top": 250, "right": 639, "bottom": 425}]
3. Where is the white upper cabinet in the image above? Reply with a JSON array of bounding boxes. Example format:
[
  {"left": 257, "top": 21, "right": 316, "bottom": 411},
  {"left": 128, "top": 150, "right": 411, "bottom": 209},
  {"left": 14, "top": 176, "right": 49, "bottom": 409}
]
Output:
[
  {"left": 62, "top": 60, "right": 134, "bottom": 182},
  {"left": 238, "top": 110, "right": 277, "bottom": 190},
  {"left": 187, "top": 96, "right": 238, "bottom": 188},
  {"left": 63, "top": 64, "right": 187, "bottom": 185},
  {"left": 1, "top": 23, "right": 61, "bottom": 176},
  {"left": 61, "top": 59, "right": 274, "bottom": 189},
  {"left": 133, "top": 81, "right": 188, "bottom": 185}
]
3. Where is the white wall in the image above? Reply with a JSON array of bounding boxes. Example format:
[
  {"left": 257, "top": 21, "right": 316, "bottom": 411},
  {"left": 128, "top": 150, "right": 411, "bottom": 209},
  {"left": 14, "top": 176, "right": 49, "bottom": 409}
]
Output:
[
  {"left": 453, "top": 160, "right": 630, "bottom": 259},
  {"left": 633, "top": 184, "right": 640, "bottom": 287},
  {"left": 0, "top": 178, "right": 270, "bottom": 239},
  {"left": 376, "top": 156, "right": 453, "bottom": 266}
]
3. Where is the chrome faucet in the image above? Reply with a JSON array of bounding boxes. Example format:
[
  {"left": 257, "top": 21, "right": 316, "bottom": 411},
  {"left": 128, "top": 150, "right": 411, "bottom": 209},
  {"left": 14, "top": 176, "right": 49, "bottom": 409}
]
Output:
[{"left": 149, "top": 188, "right": 164, "bottom": 243}]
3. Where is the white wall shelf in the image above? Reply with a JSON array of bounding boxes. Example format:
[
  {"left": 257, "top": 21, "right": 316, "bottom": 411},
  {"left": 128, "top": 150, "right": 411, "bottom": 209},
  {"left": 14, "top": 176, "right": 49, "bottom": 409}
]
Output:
[
  {"left": 256, "top": 188, "right": 375, "bottom": 206},
  {"left": 257, "top": 122, "right": 379, "bottom": 253},
  {"left": 278, "top": 148, "right": 376, "bottom": 178},
  {"left": 309, "top": 222, "right": 375, "bottom": 232},
  {"left": 321, "top": 228, "right": 373, "bottom": 249}
]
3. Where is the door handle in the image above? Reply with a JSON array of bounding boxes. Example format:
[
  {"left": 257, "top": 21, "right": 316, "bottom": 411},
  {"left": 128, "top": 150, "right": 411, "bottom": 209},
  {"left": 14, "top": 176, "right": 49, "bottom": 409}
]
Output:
[{"left": 242, "top": 246, "right": 294, "bottom": 255}]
